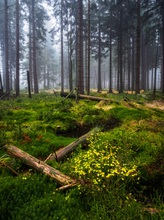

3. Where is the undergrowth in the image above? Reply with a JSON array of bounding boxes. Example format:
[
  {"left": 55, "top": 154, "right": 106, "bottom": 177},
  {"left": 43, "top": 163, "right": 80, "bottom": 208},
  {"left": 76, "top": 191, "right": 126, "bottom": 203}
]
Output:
[{"left": 0, "top": 92, "right": 163, "bottom": 219}]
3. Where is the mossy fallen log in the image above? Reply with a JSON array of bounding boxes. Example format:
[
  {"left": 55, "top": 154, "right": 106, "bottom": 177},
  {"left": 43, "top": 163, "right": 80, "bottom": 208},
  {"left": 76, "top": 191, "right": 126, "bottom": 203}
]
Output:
[
  {"left": 3, "top": 145, "right": 76, "bottom": 186},
  {"left": 46, "top": 127, "right": 100, "bottom": 162},
  {"left": 79, "top": 94, "right": 111, "bottom": 101},
  {"left": 60, "top": 92, "right": 111, "bottom": 102},
  {"left": 60, "top": 92, "right": 77, "bottom": 99}
]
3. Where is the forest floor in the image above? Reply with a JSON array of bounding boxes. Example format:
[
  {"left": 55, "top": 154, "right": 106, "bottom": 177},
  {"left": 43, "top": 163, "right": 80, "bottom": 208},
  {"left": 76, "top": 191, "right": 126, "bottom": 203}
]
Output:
[{"left": 0, "top": 90, "right": 164, "bottom": 220}]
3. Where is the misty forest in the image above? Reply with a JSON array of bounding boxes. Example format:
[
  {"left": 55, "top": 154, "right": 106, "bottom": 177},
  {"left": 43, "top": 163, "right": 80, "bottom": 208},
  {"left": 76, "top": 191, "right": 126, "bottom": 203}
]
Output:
[
  {"left": 0, "top": 0, "right": 164, "bottom": 220},
  {"left": 0, "top": 0, "right": 163, "bottom": 95}
]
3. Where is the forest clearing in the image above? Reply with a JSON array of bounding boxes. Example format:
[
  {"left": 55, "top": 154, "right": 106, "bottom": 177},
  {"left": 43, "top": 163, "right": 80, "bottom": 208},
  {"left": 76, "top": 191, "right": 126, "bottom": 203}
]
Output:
[{"left": 0, "top": 91, "right": 164, "bottom": 219}]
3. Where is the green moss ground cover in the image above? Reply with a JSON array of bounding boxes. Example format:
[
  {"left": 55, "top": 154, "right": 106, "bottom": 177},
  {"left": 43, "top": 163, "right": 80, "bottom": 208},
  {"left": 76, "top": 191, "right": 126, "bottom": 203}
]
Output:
[{"left": 0, "top": 92, "right": 164, "bottom": 219}]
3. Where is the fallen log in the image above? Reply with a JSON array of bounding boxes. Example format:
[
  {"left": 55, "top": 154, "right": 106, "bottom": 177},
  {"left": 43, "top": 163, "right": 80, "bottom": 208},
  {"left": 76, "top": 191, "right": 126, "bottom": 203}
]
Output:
[
  {"left": 46, "top": 127, "right": 100, "bottom": 162},
  {"left": 60, "top": 92, "right": 111, "bottom": 102},
  {"left": 79, "top": 94, "right": 111, "bottom": 102},
  {"left": 3, "top": 145, "right": 76, "bottom": 186},
  {"left": 60, "top": 92, "right": 77, "bottom": 100}
]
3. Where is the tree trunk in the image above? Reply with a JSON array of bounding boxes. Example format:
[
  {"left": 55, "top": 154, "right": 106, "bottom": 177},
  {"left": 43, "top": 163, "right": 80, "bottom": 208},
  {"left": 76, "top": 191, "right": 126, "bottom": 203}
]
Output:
[
  {"left": 145, "top": 46, "right": 149, "bottom": 90},
  {"left": 27, "top": 70, "right": 32, "bottom": 98},
  {"left": 84, "top": 37, "right": 88, "bottom": 91},
  {"left": 15, "top": 0, "right": 20, "bottom": 97},
  {"left": 132, "top": 31, "right": 135, "bottom": 92},
  {"left": 61, "top": 0, "right": 64, "bottom": 93},
  {"left": 151, "top": 66, "right": 154, "bottom": 89},
  {"left": 4, "top": 0, "right": 10, "bottom": 93},
  {"left": 87, "top": 0, "right": 91, "bottom": 95},
  {"left": 161, "top": 1, "right": 164, "bottom": 93},
  {"left": 153, "top": 44, "right": 159, "bottom": 99},
  {"left": 136, "top": 0, "right": 141, "bottom": 94},
  {"left": 32, "top": 0, "right": 39, "bottom": 93},
  {"left": 0, "top": 73, "right": 3, "bottom": 95},
  {"left": 141, "top": 32, "right": 146, "bottom": 90},
  {"left": 109, "top": 29, "right": 112, "bottom": 93},
  {"left": 47, "top": 66, "right": 50, "bottom": 89},
  {"left": 97, "top": 1, "right": 101, "bottom": 93},
  {"left": 46, "top": 127, "right": 100, "bottom": 161},
  {"left": 127, "top": 36, "right": 131, "bottom": 91},
  {"left": 68, "top": 14, "right": 73, "bottom": 92},
  {"left": 29, "top": 4, "right": 33, "bottom": 92},
  {"left": 77, "top": 0, "right": 84, "bottom": 94},
  {"left": 4, "top": 145, "right": 76, "bottom": 186},
  {"left": 119, "top": 4, "right": 123, "bottom": 93},
  {"left": 117, "top": 38, "right": 120, "bottom": 91}
]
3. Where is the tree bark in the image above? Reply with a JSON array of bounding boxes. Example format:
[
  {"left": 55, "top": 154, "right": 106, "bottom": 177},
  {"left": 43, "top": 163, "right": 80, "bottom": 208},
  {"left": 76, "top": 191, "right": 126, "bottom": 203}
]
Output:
[
  {"left": 4, "top": 145, "right": 76, "bottom": 186},
  {"left": 15, "top": 0, "right": 20, "bottom": 97},
  {"left": 61, "top": 0, "right": 64, "bottom": 93},
  {"left": 119, "top": 4, "right": 123, "bottom": 93},
  {"left": 87, "top": 0, "right": 91, "bottom": 95},
  {"left": 32, "top": 0, "right": 39, "bottom": 93},
  {"left": 77, "top": 0, "right": 84, "bottom": 94},
  {"left": 132, "top": 31, "right": 135, "bottom": 92},
  {"left": 109, "top": 29, "right": 112, "bottom": 93},
  {"left": 46, "top": 127, "right": 100, "bottom": 162},
  {"left": 29, "top": 4, "right": 33, "bottom": 92},
  {"left": 127, "top": 35, "right": 131, "bottom": 91},
  {"left": 136, "top": 0, "right": 141, "bottom": 94},
  {"left": 161, "top": 1, "right": 164, "bottom": 93},
  {"left": 153, "top": 44, "right": 159, "bottom": 99},
  {"left": 4, "top": 0, "right": 10, "bottom": 93},
  {"left": 97, "top": 1, "right": 101, "bottom": 93},
  {"left": 27, "top": 70, "right": 32, "bottom": 98},
  {"left": 69, "top": 16, "right": 73, "bottom": 92},
  {"left": 0, "top": 73, "right": 3, "bottom": 95},
  {"left": 141, "top": 32, "right": 146, "bottom": 91}
]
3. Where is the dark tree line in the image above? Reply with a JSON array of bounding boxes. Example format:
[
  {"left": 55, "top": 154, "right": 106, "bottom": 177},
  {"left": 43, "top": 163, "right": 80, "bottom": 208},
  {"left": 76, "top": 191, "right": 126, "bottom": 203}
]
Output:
[{"left": 0, "top": 0, "right": 163, "bottom": 96}]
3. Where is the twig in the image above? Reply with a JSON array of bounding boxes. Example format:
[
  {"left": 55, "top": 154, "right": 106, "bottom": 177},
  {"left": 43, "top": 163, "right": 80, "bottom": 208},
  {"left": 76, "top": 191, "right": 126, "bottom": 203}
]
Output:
[
  {"left": 56, "top": 182, "right": 77, "bottom": 191},
  {"left": 0, "top": 160, "right": 19, "bottom": 176},
  {"left": 44, "top": 153, "right": 53, "bottom": 163}
]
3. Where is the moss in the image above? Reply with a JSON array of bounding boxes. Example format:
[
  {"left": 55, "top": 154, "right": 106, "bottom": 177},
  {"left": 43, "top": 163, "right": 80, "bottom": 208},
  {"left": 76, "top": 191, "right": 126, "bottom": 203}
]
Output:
[{"left": 0, "top": 93, "right": 163, "bottom": 219}]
